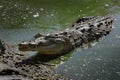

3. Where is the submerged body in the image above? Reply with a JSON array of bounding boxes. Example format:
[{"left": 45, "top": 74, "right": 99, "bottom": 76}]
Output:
[{"left": 19, "top": 16, "right": 113, "bottom": 55}]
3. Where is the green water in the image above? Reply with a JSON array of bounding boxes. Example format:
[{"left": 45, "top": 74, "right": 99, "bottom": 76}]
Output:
[{"left": 0, "top": 0, "right": 120, "bottom": 80}]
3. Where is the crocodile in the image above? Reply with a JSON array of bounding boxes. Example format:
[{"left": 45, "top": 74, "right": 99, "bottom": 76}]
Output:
[{"left": 19, "top": 16, "right": 113, "bottom": 55}]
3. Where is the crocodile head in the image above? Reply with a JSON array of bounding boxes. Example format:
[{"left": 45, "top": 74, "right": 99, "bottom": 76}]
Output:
[{"left": 19, "top": 34, "right": 72, "bottom": 55}]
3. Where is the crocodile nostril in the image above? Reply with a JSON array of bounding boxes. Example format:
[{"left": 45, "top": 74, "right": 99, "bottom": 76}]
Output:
[{"left": 38, "top": 42, "right": 43, "bottom": 45}]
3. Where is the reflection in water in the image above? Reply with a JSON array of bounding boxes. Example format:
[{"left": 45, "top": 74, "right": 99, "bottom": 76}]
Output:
[{"left": 22, "top": 51, "right": 73, "bottom": 65}]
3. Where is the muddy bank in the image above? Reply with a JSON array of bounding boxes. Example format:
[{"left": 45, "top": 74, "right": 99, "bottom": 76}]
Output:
[{"left": 0, "top": 39, "right": 67, "bottom": 80}]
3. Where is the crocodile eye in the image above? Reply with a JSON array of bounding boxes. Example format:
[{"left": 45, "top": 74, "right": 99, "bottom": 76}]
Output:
[{"left": 34, "top": 33, "right": 43, "bottom": 38}]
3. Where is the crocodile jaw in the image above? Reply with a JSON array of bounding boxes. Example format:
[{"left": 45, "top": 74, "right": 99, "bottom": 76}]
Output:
[
  {"left": 19, "top": 43, "right": 65, "bottom": 55},
  {"left": 19, "top": 38, "right": 72, "bottom": 55},
  {"left": 19, "top": 43, "right": 36, "bottom": 51}
]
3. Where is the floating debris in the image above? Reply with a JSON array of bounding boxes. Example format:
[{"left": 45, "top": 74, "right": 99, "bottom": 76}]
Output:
[
  {"left": 95, "top": 58, "right": 102, "bottom": 61},
  {"left": 64, "top": 69, "right": 68, "bottom": 72},
  {"left": 0, "top": 5, "right": 3, "bottom": 8},
  {"left": 14, "top": 4, "right": 17, "bottom": 7},
  {"left": 23, "top": 17, "right": 26, "bottom": 19},
  {"left": 115, "top": 35, "right": 120, "bottom": 39},
  {"left": 33, "top": 12, "right": 39, "bottom": 18},
  {"left": 51, "top": 13, "right": 54, "bottom": 17},
  {"left": 116, "top": 72, "right": 120, "bottom": 76},
  {"left": 105, "top": 4, "right": 109, "bottom": 7},
  {"left": 79, "top": 10, "right": 83, "bottom": 12},
  {"left": 75, "top": 73, "right": 79, "bottom": 76},
  {"left": 82, "top": 64, "right": 86, "bottom": 67},
  {"left": 29, "top": 11, "right": 32, "bottom": 13},
  {"left": 91, "top": 42, "right": 97, "bottom": 46},
  {"left": 87, "top": 6, "right": 90, "bottom": 9},
  {"left": 40, "top": 8, "right": 44, "bottom": 11}
]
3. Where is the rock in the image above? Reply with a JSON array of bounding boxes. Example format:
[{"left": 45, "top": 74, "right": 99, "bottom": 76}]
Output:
[{"left": 0, "top": 39, "right": 67, "bottom": 80}]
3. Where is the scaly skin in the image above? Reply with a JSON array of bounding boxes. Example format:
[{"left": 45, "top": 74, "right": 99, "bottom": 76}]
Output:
[{"left": 19, "top": 16, "right": 113, "bottom": 55}]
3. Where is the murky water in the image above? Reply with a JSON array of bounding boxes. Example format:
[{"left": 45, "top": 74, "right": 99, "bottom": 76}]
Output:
[
  {"left": 56, "top": 13, "right": 120, "bottom": 80},
  {"left": 0, "top": 0, "right": 120, "bottom": 80}
]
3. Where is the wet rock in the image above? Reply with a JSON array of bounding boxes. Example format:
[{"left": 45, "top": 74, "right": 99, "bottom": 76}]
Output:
[{"left": 0, "top": 39, "right": 67, "bottom": 80}]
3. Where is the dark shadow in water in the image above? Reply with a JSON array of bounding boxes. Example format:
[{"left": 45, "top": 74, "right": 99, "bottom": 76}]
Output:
[
  {"left": 31, "top": 53, "right": 63, "bottom": 62},
  {"left": 15, "top": 52, "right": 73, "bottom": 67},
  {"left": 22, "top": 52, "right": 70, "bottom": 64}
]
